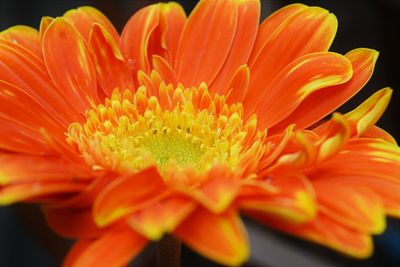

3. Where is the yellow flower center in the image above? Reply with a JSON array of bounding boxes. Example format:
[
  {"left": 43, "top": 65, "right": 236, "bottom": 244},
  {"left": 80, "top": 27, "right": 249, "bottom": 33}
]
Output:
[{"left": 67, "top": 83, "right": 266, "bottom": 177}]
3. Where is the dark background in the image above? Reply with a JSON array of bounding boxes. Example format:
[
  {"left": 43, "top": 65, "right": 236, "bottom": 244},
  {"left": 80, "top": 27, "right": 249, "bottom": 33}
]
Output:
[{"left": 1, "top": 1, "right": 400, "bottom": 266}]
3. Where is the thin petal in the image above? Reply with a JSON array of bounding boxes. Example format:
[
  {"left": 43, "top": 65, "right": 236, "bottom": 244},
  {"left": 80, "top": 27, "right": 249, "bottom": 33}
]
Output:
[
  {"left": 252, "top": 52, "right": 353, "bottom": 129},
  {"left": 152, "top": 55, "right": 177, "bottom": 86},
  {"left": 127, "top": 195, "right": 196, "bottom": 240},
  {"left": 62, "top": 227, "right": 147, "bottom": 267},
  {"left": 43, "top": 207, "right": 103, "bottom": 238},
  {"left": 210, "top": 0, "right": 260, "bottom": 94},
  {"left": 245, "top": 7, "right": 338, "bottom": 108},
  {"left": 312, "top": 182, "right": 385, "bottom": 234},
  {"left": 0, "top": 182, "right": 86, "bottom": 205},
  {"left": 64, "top": 6, "right": 119, "bottom": 43},
  {"left": 93, "top": 167, "right": 168, "bottom": 226},
  {"left": 1, "top": 25, "right": 42, "bottom": 58},
  {"left": 174, "top": 0, "right": 238, "bottom": 87},
  {"left": 270, "top": 48, "right": 379, "bottom": 133},
  {"left": 175, "top": 207, "right": 249, "bottom": 267},
  {"left": 254, "top": 212, "right": 373, "bottom": 258},
  {"left": 89, "top": 23, "right": 134, "bottom": 97},
  {"left": 239, "top": 174, "right": 316, "bottom": 223},
  {"left": 43, "top": 18, "right": 97, "bottom": 113},
  {"left": 363, "top": 126, "right": 397, "bottom": 144},
  {"left": 0, "top": 154, "right": 92, "bottom": 185},
  {"left": 248, "top": 3, "right": 308, "bottom": 65},
  {"left": 39, "top": 16, "right": 54, "bottom": 40}
]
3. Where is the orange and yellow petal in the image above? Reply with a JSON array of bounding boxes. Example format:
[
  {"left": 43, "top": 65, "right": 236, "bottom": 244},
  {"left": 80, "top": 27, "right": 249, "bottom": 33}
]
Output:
[
  {"left": 175, "top": 0, "right": 238, "bottom": 87},
  {"left": 175, "top": 207, "right": 249, "bottom": 267},
  {"left": 62, "top": 226, "right": 147, "bottom": 267},
  {"left": 1, "top": 25, "right": 42, "bottom": 58}
]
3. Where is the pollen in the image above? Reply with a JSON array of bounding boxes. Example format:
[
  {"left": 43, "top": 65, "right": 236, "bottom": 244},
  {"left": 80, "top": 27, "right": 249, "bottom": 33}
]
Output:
[{"left": 67, "top": 83, "right": 266, "bottom": 177}]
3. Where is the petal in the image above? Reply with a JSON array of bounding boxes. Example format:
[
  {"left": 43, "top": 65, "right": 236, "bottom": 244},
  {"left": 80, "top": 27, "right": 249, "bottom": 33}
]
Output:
[
  {"left": 127, "top": 195, "right": 196, "bottom": 240},
  {"left": 363, "top": 126, "right": 397, "bottom": 144},
  {"left": 252, "top": 52, "right": 353, "bottom": 129},
  {"left": 254, "top": 212, "right": 373, "bottom": 258},
  {"left": 88, "top": 23, "right": 134, "bottom": 97},
  {"left": 184, "top": 165, "right": 240, "bottom": 213},
  {"left": 210, "top": 0, "right": 260, "bottom": 94},
  {"left": 312, "top": 182, "right": 385, "bottom": 234},
  {"left": 248, "top": 3, "right": 308, "bottom": 65},
  {"left": 93, "top": 167, "right": 168, "bottom": 226},
  {"left": 0, "top": 182, "right": 87, "bottom": 205},
  {"left": 39, "top": 16, "right": 54, "bottom": 40},
  {"left": 43, "top": 18, "right": 97, "bottom": 113},
  {"left": 175, "top": 207, "right": 249, "bottom": 267},
  {"left": 152, "top": 55, "right": 177, "bottom": 86},
  {"left": 62, "top": 227, "right": 147, "bottom": 267},
  {"left": 0, "top": 154, "right": 92, "bottom": 185},
  {"left": 239, "top": 174, "right": 316, "bottom": 223},
  {"left": 174, "top": 0, "right": 238, "bottom": 87},
  {"left": 120, "top": 4, "right": 160, "bottom": 75},
  {"left": 270, "top": 48, "right": 379, "bottom": 133},
  {"left": 226, "top": 64, "right": 250, "bottom": 104},
  {"left": 63, "top": 6, "right": 119, "bottom": 43},
  {"left": 43, "top": 207, "right": 103, "bottom": 238},
  {"left": 158, "top": 2, "right": 187, "bottom": 65},
  {"left": 0, "top": 39, "right": 80, "bottom": 125},
  {"left": 245, "top": 7, "right": 338, "bottom": 108},
  {"left": 1, "top": 25, "right": 42, "bottom": 58}
]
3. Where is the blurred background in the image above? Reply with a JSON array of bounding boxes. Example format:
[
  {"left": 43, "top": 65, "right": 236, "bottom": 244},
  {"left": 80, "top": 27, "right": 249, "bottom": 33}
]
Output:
[{"left": 0, "top": 0, "right": 400, "bottom": 266}]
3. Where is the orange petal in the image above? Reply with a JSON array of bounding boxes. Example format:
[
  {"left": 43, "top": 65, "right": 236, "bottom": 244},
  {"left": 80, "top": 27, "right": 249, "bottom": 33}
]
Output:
[
  {"left": 43, "top": 18, "right": 97, "bottom": 113},
  {"left": 0, "top": 182, "right": 86, "bottom": 205},
  {"left": 127, "top": 195, "right": 196, "bottom": 240},
  {"left": 210, "top": 0, "right": 260, "bottom": 94},
  {"left": 1, "top": 25, "right": 42, "bottom": 58},
  {"left": 0, "top": 40, "right": 80, "bottom": 125},
  {"left": 253, "top": 52, "right": 353, "bottom": 129},
  {"left": 174, "top": 0, "right": 238, "bottom": 87},
  {"left": 158, "top": 2, "right": 187, "bottom": 65},
  {"left": 0, "top": 154, "right": 92, "bottom": 185},
  {"left": 63, "top": 6, "right": 119, "bottom": 43},
  {"left": 88, "top": 24, "right": 134, "bottom": 97},
  {"left": 120, "top": 4, "right": 160, "bottom": 75},
  {"left": 152, "top": 55, "right": 178, "bottom": 86},
  {"left": 39, "top": 16, "right": 54, "bottom": 40},
  {"left": 175, "top": 207, "right": 249, "bottom": 267},
  {"left": 312, "top": 182, "right": 385, "bottom": 234},
  {"left": 270, "top": 48, "right": 379, "bottom": 133},
  {"left": 43, "top": 207, "right": 103, "bottom": 238},
  {"left": 93, "top": 167, "right": 168, "bottom": 226},
  {"left": 248, "top": 3, "right": 308, "bottom": 65},
  {"left": 245, "top": 7, "right": 337, "bottom": 108},
  {"left": 226, "top": 64, "right": 250, "bottom": 104},
  {"left": 363, "top": 126, "right": 397, "bottom": 144},
  {"left": 184, "top": 165, "right": 240, "bottom": 213},
  {"left": 254, "top": 212, "right": 373, "bottom": 258},
  {"left": 239, "top": 174, "right": 316, "bottom": 223},
  {"left": 62, "top": 227, "right": 147, "bottom": 267}
]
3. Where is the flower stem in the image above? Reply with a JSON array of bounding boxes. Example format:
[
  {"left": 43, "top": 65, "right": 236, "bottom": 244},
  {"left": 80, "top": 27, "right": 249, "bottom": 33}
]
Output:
[{"left": 157, "top": 235, "right": 181, "bottom": 267}]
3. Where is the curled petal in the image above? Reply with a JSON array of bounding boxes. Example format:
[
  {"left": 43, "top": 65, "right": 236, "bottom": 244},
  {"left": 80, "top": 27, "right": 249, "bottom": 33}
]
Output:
[
  {"left": 226, "top": 64, "right": 250, "bottom": 104},
  {"left": 89, "top": 23, "right": 134, "bottom": 97},
  {"left": 64, "top": 6, "right": 119, "bottom": 43},
  {"left": 175, "top": 207, "right": 249, "bottom": 267}
]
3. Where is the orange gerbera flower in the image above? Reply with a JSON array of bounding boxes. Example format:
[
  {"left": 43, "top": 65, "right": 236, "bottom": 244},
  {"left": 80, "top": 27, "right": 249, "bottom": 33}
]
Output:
[{"left": 0, "top": 1, "right": 399, "bottom": 266}]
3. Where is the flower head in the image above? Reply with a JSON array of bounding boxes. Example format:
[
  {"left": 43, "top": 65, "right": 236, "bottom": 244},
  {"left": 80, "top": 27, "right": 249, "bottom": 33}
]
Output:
[{"left": 0, "top": 1, "right": 399, "bottom": 266}]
